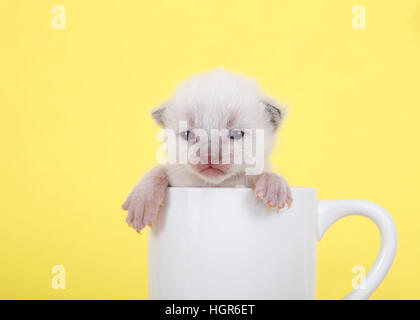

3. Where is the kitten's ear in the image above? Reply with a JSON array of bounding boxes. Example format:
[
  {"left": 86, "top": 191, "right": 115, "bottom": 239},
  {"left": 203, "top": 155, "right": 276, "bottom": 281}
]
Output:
[
  {"left": 262, "top": 97, "right": 287, "bottom": 130},
  {"left": 151, "top": 102, "right": 168, "bottom": 127}
]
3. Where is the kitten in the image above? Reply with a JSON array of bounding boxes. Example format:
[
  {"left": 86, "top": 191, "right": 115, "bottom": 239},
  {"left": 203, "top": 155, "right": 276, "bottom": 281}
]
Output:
[{"left": 122, "top": 69, "right": 292, "bottom": 232}]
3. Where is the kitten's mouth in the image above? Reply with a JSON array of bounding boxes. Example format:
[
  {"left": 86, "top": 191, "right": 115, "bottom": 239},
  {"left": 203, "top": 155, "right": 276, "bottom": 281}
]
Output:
[{"left": 197, "top": 165, "right": 226, "bottom": 177}]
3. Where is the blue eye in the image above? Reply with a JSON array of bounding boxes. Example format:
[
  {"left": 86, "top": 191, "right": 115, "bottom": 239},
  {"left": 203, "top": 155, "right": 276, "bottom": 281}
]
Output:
[
  {"left": 229, "top": 129, "right": 244, "bottom": 140},
  {"left": 181, "top": 130, "right": 196, "bottom": 141}
]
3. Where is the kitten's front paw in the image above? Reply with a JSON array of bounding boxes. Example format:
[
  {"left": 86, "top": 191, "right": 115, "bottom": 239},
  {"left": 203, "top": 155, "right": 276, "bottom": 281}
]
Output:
[
  {"left": 122, "top": 174, "right": 168, "bottom": 233},
  {"left": 253, "top": 173, "right": 293, "bottom": 212}
]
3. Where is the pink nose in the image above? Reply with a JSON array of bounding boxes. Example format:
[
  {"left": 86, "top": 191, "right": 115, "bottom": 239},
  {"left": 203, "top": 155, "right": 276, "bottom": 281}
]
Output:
[{"left": 197, "top": 145, "right": 222, "bottom": 164}]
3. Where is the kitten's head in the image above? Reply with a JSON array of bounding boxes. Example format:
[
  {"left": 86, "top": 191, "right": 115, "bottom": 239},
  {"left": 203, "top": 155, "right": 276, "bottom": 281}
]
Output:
[{"left": 152, "top": 68, "right": 286, "bottom": 184}]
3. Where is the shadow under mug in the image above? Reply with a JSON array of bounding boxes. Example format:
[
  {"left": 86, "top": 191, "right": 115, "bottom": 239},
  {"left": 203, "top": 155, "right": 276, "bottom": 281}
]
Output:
[{"left": 148, "top": 187, "right": 397, "bottom": 300}]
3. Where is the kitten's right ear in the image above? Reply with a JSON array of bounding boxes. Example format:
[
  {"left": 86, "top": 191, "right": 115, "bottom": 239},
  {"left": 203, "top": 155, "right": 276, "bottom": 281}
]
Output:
[{"left": 151, "top": 103, "right": 168, "bottom": 127}]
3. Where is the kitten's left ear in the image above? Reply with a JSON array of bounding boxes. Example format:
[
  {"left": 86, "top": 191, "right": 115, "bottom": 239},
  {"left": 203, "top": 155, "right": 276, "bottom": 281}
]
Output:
[{"left": 262, "top": 97, "right": 287, "bottom": 130}]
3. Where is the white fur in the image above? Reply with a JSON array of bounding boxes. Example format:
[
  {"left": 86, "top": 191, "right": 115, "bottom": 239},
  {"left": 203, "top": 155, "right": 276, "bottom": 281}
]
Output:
[{"left": 123, "top": 69, "right": 292, "bottom": 232}]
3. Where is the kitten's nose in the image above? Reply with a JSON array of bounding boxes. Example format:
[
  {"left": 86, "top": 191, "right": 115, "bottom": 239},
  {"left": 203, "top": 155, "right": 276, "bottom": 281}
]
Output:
[{"left": 197, "top": 138, "right": 223, "bottom": 165}]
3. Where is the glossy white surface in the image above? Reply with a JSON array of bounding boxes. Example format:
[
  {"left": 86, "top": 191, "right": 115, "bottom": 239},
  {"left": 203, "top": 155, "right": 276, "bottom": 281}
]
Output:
[{"left": 148, "top": 187, "right": 397, "bottom": 300}]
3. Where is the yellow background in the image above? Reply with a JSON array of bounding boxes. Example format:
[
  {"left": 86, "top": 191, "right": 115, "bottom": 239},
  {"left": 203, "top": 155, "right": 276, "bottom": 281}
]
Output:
[{"left": 1, "top": 0, "right": 419, "bottom": 299}]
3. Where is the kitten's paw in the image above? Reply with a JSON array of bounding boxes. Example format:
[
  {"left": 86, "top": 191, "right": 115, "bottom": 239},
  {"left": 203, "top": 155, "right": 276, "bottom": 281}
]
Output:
[
  {"left": 253, "top": 173, "right": 293, "bottom": 212},
  {"left": 122, "top": 172, "right": 168, "bottom": 232}
]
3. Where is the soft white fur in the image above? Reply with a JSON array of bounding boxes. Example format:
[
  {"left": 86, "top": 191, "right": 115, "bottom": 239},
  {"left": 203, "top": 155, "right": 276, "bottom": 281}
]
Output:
[{"left": 122, "top": 69, "right": 292, "bottom": 232}]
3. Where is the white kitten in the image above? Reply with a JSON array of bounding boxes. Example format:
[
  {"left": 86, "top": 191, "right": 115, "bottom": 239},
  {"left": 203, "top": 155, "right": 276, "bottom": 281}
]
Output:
[{"left": 122, "top": 69, "right": 292, "bottom": 232}]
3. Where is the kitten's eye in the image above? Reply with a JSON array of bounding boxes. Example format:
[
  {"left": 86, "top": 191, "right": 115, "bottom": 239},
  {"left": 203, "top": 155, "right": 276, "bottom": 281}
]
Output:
[
  {"left": 229, "top": 128, "right": 245, "bottom": 140},
  {"left": 180, "top": 130, "right": 196, "bottom": 141}
]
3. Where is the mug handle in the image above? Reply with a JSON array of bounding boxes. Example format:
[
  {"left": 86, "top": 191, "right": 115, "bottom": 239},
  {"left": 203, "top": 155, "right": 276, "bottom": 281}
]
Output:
[{"left": 317, "top": 200, "right": 398, "bottom": 300}]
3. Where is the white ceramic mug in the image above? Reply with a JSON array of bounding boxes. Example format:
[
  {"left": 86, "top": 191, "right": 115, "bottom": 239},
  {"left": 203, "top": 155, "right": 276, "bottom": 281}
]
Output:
[{"left": 148, "top": 187, "right": 397, "bottom": 300}]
